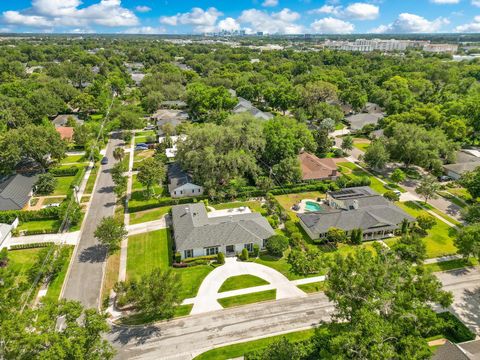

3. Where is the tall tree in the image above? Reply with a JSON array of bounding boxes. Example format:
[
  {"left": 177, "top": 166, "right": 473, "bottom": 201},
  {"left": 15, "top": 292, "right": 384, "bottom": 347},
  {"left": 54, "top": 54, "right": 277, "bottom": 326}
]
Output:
[
  {"left": 416, "top": 176, "right": 440, "bottom": 204},
  {"left": 94, "top": 216, "right": 127, "bottom": 253},
  {"left": 454, "top": 223, "right": 480, "bottom": 261},
  {"left": 136, "top": 158, "right": 165, "bottom": 199},
  {"left": 363, "top": 139, "right": 389, "bottom": 170}
]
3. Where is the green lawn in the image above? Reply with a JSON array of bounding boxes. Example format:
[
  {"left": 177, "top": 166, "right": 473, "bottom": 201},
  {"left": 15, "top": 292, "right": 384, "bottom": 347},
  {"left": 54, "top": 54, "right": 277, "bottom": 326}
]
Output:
[
  {"left": 119, "top": 304, "right": 193, "bottom": 325},
  {"left": 84, "top": 163, "right": 99, "bottom": 195},
  {"left": 424, "top": 258, "right": 478, "bottom": 273},
  {"left": 136, "top": 130, "right": 156, "bottom": 138},
  {"left": 212, "top": 201, "right": 266, "bottom": 215},
  {"left": 194, "top": 329, "right": 315, "bottom": 360},
  {"left": 337, "top": 162, "right": 387, "bottom": 194},
  {"left": 7, "top": 248, "right": 42, "bottom": 282},
  {"left": 421, "top": 203, "right": 461, "bottom": 226},
  {"left": 129, "top": 206, "right": 171, "bottom": 225},
  {"left": 388, "top": 201, "right": 458, "bottom": 258},
  {"left": 127, "top": 229, "right": 171, "bottom": 281},
  {"left": 60, "top": 154, "right": 85, "bottom": 164},
  {"left": 133, "top": 149, "right": 154, "bottom": 162},
  {"left": 43, "top": 246, "right": 74, "bottom": 302},
  {"left": 219, "top": 275, "right": 269, "bottom": 292},
  {"left": 18, "top": 219, "right": 60, "bottom": 233},
  {"left": 218, "top": 289, "right": 276, "bottom": 308},
  {"left": 353, "top": 141, "right": 370, "bottom": 152},
  {"left": 126, "top": 229, "right": 213, "bottom": 301},
  {"left": 297, "top": 281, "right": 326, "bottom": 293},
  {"left": 42, "top": 197, "right": 65, "bottom": 206},
  {"left": 438, "top": 191, "right": 468, "bottom": 209},
  {"left": 52, "top": 176, "right": 75, "bottom": 196}
]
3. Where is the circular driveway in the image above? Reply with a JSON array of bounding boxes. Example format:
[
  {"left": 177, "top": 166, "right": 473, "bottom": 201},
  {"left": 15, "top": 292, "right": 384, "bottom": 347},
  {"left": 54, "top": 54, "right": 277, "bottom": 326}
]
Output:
[{"left": 188, "top": 257, "right": 306, "bottom": 314}]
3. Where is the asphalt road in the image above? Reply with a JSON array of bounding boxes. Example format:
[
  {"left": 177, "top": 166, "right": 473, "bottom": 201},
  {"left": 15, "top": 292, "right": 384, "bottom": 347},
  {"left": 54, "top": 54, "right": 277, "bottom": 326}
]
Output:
[
  {"left": 108, "top": 267, "right": 480, "bottom": 360},
  {"left": 62, "top": 133, "right": 123, "bottom": 309}
]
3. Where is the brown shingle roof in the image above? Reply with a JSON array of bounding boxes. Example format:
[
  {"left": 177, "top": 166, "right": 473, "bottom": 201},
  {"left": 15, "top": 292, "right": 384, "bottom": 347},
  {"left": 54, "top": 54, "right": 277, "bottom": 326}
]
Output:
[{"left": 298, "top": 152, "right": 338, "bottom": 181}]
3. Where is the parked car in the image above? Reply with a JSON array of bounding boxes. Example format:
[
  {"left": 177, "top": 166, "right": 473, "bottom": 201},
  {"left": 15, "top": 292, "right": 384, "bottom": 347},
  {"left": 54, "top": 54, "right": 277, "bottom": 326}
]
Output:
[
  {"left": 101, "top": 156, "right": 109, "bottom": 165},
  {"left": 136, "top": 142, "right": 147, "bottom": 147},
  {"left": 144, "top": 125, "right": 155, "bottom": 130},
  {"left": 392, "top": 189, "right": 401, "bottom": 196},
  {"left": 135, "top": 145, "right": 148, "bottom": 151},
  {"left": 438, "top": 175, "right": 451, "bottom": 182}
]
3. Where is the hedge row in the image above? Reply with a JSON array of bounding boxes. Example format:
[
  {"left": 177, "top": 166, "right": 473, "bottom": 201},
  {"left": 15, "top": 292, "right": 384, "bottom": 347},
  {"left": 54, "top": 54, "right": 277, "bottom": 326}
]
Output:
[
  {"left": 50, "top": 166, "right": 80, "bottom": 177},
  {"left": 0, "top": 207, "right": 60, "bottom": 224},
  {"left": 9, "top": 242, "right": 54, "bottom": 250},
  {"left": 20, "top": 228, "right": 59, "bottom": 236}
]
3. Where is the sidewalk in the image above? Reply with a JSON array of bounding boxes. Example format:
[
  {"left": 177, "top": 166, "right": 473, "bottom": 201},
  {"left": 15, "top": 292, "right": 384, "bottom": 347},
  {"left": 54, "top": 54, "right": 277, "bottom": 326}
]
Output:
[
  {"left": 2, "top": 231, "right": 80, "bottom": 249},
  {"left": 126, "top": 218, "right": 167, "bottom": 236}
]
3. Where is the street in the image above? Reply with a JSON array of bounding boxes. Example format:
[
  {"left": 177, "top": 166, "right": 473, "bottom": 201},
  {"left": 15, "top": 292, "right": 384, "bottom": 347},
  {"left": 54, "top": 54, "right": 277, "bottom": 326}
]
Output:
[
  {"left": 61, "top": 133, "right": 123, "bottom": 309},
  {"left": 108, "top": 267, "right": 480, "bottom": 360}
]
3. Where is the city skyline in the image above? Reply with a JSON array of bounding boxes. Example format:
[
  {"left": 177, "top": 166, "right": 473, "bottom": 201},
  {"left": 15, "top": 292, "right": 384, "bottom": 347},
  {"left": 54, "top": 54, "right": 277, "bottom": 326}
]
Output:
[{"left": 2, "top": 1, "right": 480, "bottom": 35}]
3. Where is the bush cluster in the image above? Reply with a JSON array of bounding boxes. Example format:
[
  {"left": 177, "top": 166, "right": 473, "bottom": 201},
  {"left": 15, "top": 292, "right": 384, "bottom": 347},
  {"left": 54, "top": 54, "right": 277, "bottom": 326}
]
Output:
[{"left": 9, "top": 242, "right": 54, "bottom": 250}]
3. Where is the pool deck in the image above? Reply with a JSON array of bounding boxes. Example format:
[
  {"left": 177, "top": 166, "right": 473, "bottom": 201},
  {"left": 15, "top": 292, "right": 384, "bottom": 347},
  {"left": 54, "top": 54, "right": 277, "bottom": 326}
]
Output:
[{"left": 293, "top": 199, "right": 324, "bottom": 214}]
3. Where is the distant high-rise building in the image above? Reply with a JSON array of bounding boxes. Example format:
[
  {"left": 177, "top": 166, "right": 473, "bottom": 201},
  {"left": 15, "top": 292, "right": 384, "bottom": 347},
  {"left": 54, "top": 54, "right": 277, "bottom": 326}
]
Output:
[{"left": 256, "top": 32, "right": 264, "bottom": 36}]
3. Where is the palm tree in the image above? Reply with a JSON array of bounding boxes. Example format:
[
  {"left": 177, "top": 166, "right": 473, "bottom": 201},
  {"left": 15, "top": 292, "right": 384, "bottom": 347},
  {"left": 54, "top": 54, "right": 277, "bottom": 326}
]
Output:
[{"left": 113, "top": 147, "right": 125, "bottom": 162}]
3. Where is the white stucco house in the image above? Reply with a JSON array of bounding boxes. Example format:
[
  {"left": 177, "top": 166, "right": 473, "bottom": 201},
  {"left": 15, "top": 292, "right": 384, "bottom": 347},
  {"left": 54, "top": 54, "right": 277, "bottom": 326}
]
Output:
[{"left": 167, "top": 163, "right": 204, "bottom": 198}]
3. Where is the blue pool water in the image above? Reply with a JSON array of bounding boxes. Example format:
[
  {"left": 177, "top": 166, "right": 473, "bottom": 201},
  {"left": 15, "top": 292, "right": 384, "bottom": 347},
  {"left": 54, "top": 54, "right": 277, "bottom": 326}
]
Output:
[{"left": 305, "top": 201, "right": 322, "bottom": 212}]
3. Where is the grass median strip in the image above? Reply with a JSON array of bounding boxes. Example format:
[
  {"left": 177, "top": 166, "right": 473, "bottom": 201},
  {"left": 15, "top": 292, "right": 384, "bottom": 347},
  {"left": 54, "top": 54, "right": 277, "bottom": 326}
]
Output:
[
  {"left": 297, "top": 281, "right": 326, "bottom": 293},
  {"left": 219, "top": 275, "right": 269, "bottom": 292},
  {"left": 218, "top": 289, "right": 276, "bottom": 308},
  {"left": 424, "top": 258, "right": 478, "bottom": 273}
]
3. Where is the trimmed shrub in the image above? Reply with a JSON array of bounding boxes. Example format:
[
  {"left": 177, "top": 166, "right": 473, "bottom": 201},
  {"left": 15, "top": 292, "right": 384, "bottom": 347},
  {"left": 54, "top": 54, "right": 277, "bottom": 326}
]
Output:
[
  {"left": 241, "top": 248, "right": 249, "bottom": 261},
  {"left": 183, "top": 255, "right": 217, "bottom": 263},
  {"left": 174, "top": 252, "right": 181, "bottom": 264},
  {"left": 266, "top": 234, "right": 289, "bottom": 257},
  {"left": 50, "top": 166, "right": 80, "bottom": 177},
  {"left": 9, "top": 242, "right": 54, "bottom": 250},
  {"left": 384, "top": 190, "right": 400, "bottom": 202},
  {"left": 217, "top": 252, "right": 225, "bottom": 264},
  {"left": 253, "top": 244, "right": 260, "bottom": 258}
]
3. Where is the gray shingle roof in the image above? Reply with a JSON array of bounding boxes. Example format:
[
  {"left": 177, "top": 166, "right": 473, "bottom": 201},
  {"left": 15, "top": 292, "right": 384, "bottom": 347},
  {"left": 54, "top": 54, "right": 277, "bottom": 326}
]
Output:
[
  {"left": 52, "top": 114, "right": 83, "bottom": 128},
  {"left": 172, "top": 203, "right": 275, "bottom": 250},
  {"left": 444, "top": 162, "right": 480, "bottom": 175},
  {"left": 233, "top": 97, "right": 273, "bottom": 120},
  {"left": 346, "top": 113, "right": 383, "bottom": 130},
  {"left": 167, "top": 163, "right": 196, "bottom": 193},
  {"left": 433, "top": 340, "right": 470, "bottom": 360},
  {"left": 0, "top": 173, "right": 39, "bottom": 211}
]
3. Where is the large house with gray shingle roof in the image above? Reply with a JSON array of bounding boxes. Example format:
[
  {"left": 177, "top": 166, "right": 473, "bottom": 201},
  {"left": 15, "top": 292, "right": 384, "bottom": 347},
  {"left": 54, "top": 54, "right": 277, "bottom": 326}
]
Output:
[
  {"left": 298, "top": 187, "right": 414, "bottom": 241},
  {"left": 0, "top": 173, "right": 39, "bottom": 211},
  {"left": 171, "top": 203, "right": 275, "bottom": 259}
]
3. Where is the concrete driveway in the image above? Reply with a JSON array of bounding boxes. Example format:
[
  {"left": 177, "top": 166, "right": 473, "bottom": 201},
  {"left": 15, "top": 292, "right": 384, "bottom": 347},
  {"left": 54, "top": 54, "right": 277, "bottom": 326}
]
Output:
[{"left": 188, "top": 258, "right": 306, "bottom": 314}]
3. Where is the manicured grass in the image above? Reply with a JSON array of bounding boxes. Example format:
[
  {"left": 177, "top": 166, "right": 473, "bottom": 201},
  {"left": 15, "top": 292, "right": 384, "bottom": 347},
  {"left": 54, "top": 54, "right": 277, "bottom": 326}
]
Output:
[
  {"left": 218, "top": 289, "right": 276, "bottom": 308},
  {"left": 127, "top": 229, "right": 171, "bottom": 281},
  {"left": 212, "top": 201, "right": 266, "bottom": 215},
  {"left": 136, "top": 130, "right": 156, "bottom": 138},
  {"left": 175, "top": 266, "right": 214, "bottom": 300},
  {"left": 297, "top": 281, "right": 326, "bottom": 293},
  {"left": 393, "top": 201, "right": 458, "bottom": 258},
  {"left": 447, "top": 187, "right": 473, "bottom": 202},
  {"left": 119, "top": 304, "right": 193, "bottom": 325},
  {"left": 52, "top": 176, "right": 75, "bottom": 196},
  {"left": 60, "top": 154, "right": 85, "bottom": 164},
  {"left": 219, "top": 275, "right": 269, "bottom": 292},
  {"left": 44, "top": 246, "right": 74, "bottom": 302},
  {"left": 353, "top": 139, "right": 370, "bottom": 152},
  {"left": 421, "top": 203, "right": 461, "bottom": 226},
  {"left": 131, "top": 174, "right": 164, "bottom": 194},
  {"left": 337, "top": 162, "right": 387, "bottom": 194},
  {"left": 129, "top": 206, "right": 171, "bottom": 225},
  {"left": 18, "top": 219, "right": 60, "bottom": 233},
  {"left": 41, "top": 197, "right": 65, "bottom": 206},
  {"left": 438, "top": 191, "right": 468, "bottom": 209},
  {"left": 84, "top": 163, "right": 99, "bottom": 195},
  {"left": 7, "top": 248, "right": 42, "bottom": 282},
  {"left": 335, "top": 123, "right": 345, "bottom": 130},
  {"left": 101, "top": 249, "right": 120, "bottom": 309},
  {"left": 133, "top": 149, "right": 154, "bottom": 162},
  {"left": 424, "top": 258, "right": 478, "bottom": 272},
  {"left": 194, "top": 329, "right": 316, "bottom": 360}
]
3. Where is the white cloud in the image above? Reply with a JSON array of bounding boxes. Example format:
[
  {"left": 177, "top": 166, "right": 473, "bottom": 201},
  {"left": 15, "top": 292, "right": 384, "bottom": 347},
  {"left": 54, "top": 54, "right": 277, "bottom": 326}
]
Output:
[
  {"left": 218, "top": 17, "right": 240, "bottom": 32},
  {"left": 455, "top": 16, "right": 480, "bottom": 31},
  {"left": 372, "top": 13, "right": 449, "bottom": 33},
  {"left": 472, "top": 0, "right": 480, "bottom": 6},
  {"left": 430, "top": 0, "right": 459, "bottom": 3},
  {"left": 2, "top": 0, "right": 139, "bottom": 28},
  {"left": 262, "top": 0, "right": 279, "bottom": 7},
  {"left": 309, "top": 2, "right": 379, "bottom": 20},
  {"left": 122, "top": 26, "right": 166, "bottom": 34},
  {"left": 310, "top": 17, "right": 354, "bottom": 33},
  {"left": 160, "top": 7, "right": 222, "bottom": 32},
  {"left": 238, "top": 8, "right": 303, "bottom": 34},
  {"left": 135, "top": 6, "right": 151, "bottom": 13}
]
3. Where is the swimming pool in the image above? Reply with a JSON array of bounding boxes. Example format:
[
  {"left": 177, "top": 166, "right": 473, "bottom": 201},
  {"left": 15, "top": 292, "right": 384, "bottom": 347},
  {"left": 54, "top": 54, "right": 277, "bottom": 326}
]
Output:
[{"left": 305, "top": 201, "right": 322, "bottom": 212}]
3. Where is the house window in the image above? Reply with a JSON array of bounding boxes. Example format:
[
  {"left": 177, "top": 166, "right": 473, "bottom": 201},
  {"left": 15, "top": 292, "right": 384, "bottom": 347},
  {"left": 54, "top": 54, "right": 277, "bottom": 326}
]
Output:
[
  {"left": 192, "top": 189, "right": 195, "bottom": 193},
  {"left": 205, "top": 247, "right": 218, "bottom": 256},
  {"left": 244, "top": 243, "right": 253, "bottom": 252},
  {"left": 262, "top": 239, "right": 268, "bottom": 248},
  {"left": 180, "top": 190, "right": 183, "bottom": 195},
  {"left": 184, "top": 249, "right": 193, "bottom": 258},
  {"left": 174, "top": 191, "right": 177, "bottom": 195}
]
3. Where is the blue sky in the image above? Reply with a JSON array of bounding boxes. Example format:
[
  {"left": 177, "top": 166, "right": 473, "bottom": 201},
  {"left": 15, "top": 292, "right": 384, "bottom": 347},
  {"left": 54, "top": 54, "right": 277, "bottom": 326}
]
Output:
[{"left": 2, "top": 0, "right": 480, "bottom": 34}]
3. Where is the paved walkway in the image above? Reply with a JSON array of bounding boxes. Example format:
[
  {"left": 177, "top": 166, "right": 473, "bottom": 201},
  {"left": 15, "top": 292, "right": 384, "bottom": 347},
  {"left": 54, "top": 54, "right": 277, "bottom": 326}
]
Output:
[
  {"left": 1, "top": 231, "right": 80, "bottom": 249},
  {"left": 185, "top": 258, "right": 307, "bottom": 314},
  {"left": 126, "top": 218, "right": 167, "bottom": 236}
]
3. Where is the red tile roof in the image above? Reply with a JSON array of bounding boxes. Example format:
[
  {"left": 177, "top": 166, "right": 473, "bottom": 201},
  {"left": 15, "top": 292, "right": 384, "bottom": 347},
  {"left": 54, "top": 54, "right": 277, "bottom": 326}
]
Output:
[
  {"left": 298, "top": 152, "right": 338, "bottom": 181},
  {"left": 56, "top": 126, "right": 74, "bottom": 141}
]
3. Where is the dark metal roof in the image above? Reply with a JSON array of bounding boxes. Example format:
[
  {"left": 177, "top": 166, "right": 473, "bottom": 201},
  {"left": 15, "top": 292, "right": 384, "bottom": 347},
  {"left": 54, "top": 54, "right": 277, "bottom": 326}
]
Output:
[{"left": 0, "top": 173, "right": 39, "bottom": 211}]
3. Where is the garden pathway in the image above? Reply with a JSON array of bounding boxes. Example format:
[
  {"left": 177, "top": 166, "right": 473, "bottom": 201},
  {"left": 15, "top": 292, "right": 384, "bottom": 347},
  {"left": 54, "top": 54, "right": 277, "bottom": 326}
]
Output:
[{"left": 125, "top": 217, "right": 167, "bottom": 236}]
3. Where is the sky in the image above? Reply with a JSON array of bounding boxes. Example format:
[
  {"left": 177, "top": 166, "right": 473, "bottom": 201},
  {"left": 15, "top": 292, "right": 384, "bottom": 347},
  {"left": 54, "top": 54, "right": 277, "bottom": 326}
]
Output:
[{"left": 2, "top": 0, "right": 480, "bottom": 35}]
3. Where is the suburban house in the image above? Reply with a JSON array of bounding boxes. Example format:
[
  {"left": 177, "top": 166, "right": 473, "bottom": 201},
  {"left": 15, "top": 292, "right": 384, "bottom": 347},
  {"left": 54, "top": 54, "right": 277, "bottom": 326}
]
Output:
[
  {"left": 52, "top": 114, "right": 83, "bottom": 128},
  {"left": 346, "top": 113, "right": 384, "bottom": 131},
  {"left": 55, "top": 126, "right": 74, "bottom": 141},
  {"left": 432, "top": 339, "right": 480, "bottom": 360},
  {"left": 171, "top": 203, "right": 275, "bottom": 259},
  {"left": 232, "top": 97, "right": 274, "bottom": 120},
  {"left": 153, "top": 109, "right": 189, "bottom": 136},
  {"left": 160, "top": 135, "right": 186, "bottom": 159},
  {"left": 167, "top": 162, "right": 203, "bottom": 198},
  {"left": 298, "top": 152, "right": 338, "bottom": 181},
  {"left": 0, "top": 218, "right": 18, "bottom": 248},
  {"left": 443, "top": 149, "right": 480, "bottom": 180},
  {"left": 0, "top": 173, "right": 39, "bottom": 211},
  {"left": 298, "top": 186, "right": 414, "bottom": 241}
]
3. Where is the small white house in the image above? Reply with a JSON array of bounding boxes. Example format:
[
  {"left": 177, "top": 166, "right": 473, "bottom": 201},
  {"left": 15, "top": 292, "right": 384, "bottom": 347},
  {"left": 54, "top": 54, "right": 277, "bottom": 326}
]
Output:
[
  {"left": 0, "top": 218, "right": 17, "bottom": 249},
  {"left": 159, "top": 135, "right": 186, "bottom": 160},
  {"left": 167, "top": 163, "right": 204, "bottom": 198}
]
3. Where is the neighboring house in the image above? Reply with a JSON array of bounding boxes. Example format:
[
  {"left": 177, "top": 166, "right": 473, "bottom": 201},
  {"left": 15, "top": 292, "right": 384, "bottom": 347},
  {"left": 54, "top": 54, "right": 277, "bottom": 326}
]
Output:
[
  {"left": 0, "top": 218, "right": 17, "bottom": 248},
  {"left": 56, "top": 126, "right": 74, "bottom": 141},
  {"left": 443, "top": 149, "right": 480, "bottom": 180},
  {"left": 298, "top": 186, "right": 414, "bottom": 241},
  {"left": 0, "top": 173, "right": 39, "bottom": 211},
  {"left": 232, "top": 97, "right": 274, "bottom": 120},
  {"left": 131, "top": 73, "right": 145, "bottom": 86},
  {"left": 153, "top": 109, "right": 189, "bottom": 136},
  {"left": 345, "top": 113, "right": 384, "bottom": 131},
  {"left": 52, "top": 114, "right": 83, "bottom": 128},
  {"left": 167, "top": 162, "right": 203, "bottom": 198},
  {"left": 433, "top": 339, "right": 480, "bottom": 360},
  {"left": 298, "top": 152, "right": 338, "bottom": 181},
  {"left": 171, "top": 203, "right": 275, "bottom": 259},
  {"left": 363, "top": 102, "right": 383, "bottom": 114},
  {"left": 160, "top": 135, "right": 186, "bottom": 159}
]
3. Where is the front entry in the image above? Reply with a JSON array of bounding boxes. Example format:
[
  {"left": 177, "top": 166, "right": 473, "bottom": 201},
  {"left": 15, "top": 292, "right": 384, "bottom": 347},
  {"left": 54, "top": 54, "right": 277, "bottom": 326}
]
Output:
[{"left": 225, "top": 245, "right": 235, "bottom": 256}]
